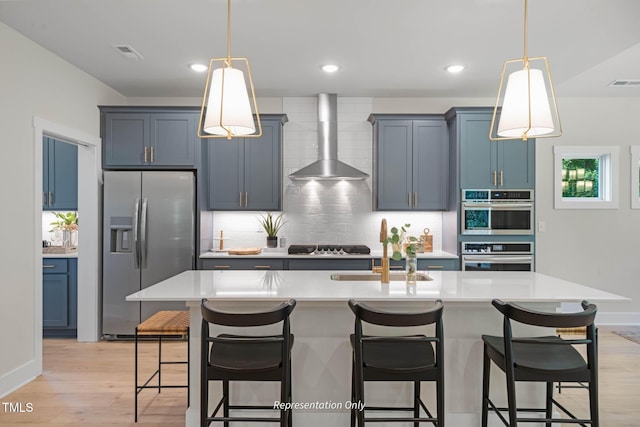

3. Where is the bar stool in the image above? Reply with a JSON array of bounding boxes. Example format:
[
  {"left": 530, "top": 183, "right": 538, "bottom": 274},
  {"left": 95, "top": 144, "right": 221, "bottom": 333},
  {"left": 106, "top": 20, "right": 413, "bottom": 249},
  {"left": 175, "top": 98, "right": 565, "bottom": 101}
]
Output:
[
  {"left": 201, "top": 298, "right": 296, "bottom": 427},
  {"left": 348, "top": 299, "right": 444, "bottom": 426},
  {"left": 135, "top": 310, "right": 190, "bottom": 422},
  {"left": 481, "top": 299, "right": 598, "bottom": 426}
]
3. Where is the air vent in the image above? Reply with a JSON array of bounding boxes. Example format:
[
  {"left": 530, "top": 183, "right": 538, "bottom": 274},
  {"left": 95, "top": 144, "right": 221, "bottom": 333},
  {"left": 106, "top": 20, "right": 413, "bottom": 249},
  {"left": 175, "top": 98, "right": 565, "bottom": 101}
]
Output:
[
  {"left": 112, "top": 45, "right": 144, "bottom": 60},
  {"left": 609, "top": 80, "right": 640, "bottom": 87}
]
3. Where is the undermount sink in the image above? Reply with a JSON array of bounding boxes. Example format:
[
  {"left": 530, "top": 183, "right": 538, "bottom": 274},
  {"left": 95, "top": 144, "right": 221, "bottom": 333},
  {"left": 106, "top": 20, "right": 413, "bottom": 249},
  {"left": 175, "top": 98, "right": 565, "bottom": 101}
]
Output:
[{"left": 330, "top": 273, "right": 432, "bottom": 282}]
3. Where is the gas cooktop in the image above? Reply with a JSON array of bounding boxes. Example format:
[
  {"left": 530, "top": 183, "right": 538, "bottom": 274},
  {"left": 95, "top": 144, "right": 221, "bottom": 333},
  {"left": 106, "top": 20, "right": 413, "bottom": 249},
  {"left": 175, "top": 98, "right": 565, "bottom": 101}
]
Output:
[{"left": 287, "top": 244, "right": 371, "bottom": 256}]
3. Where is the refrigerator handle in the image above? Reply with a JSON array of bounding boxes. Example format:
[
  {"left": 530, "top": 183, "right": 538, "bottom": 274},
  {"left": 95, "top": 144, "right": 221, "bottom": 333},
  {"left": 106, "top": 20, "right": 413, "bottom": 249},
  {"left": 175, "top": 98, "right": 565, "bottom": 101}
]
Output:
[
  {"left": 140, "top": 198, "right": 148, "bottom": 269},
  {"left": 133, "top": 198, "right": 141, "bottom": 269}
]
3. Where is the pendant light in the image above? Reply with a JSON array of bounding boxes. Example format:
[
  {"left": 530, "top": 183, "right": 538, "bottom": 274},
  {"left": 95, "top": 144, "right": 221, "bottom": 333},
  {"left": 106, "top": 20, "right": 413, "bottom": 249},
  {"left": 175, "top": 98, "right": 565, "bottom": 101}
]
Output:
[
  {"left": 198, "top": 0, "right": 261, "bottom": 140},
  {"left": 489, "top": 0, "right": 561, "bottom": 141}
]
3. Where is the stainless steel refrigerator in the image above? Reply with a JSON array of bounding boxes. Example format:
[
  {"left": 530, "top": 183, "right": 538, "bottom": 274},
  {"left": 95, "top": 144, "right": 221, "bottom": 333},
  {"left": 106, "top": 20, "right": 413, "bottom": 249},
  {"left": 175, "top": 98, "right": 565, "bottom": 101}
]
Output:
[{"left": 102, "top": 171, "right": 195, "bottom": 338}]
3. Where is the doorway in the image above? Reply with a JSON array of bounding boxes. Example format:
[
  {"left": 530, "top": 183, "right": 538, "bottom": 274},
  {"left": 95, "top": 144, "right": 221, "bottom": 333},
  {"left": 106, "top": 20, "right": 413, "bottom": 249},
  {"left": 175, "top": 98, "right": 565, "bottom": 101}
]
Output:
[{"left": 34, "top": 117, "right": 101, "bottom": 371}]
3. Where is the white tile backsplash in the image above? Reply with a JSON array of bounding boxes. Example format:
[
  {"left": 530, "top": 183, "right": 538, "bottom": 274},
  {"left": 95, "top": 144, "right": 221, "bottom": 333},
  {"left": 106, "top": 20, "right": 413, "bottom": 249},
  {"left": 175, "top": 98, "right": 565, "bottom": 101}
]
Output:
[{"left": 203, "top": 96, "right": 444, "bottom": 252}]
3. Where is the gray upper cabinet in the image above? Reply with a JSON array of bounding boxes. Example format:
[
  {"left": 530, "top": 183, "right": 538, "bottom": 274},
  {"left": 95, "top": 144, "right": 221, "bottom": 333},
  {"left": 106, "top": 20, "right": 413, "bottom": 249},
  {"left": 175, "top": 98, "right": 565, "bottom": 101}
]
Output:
[
  {"left": 207, "top": 115, "right": 287, "bottom": 211},
  {"left": 448, "top": 108, "right": 534, "bottom": 189},
  {"left": 42, "top": 137, "right": 78, "bottom": 211},
  {"left": 369, "top": 115, "right": 449, "bottom": 211},
  {"left": 101, "top": 107, "right": 197, "bottom": 169}
]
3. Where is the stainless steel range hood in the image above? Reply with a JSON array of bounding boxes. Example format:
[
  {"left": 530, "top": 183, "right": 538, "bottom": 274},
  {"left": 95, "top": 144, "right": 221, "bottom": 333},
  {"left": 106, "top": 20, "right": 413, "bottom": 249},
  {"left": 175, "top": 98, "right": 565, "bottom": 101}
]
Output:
[{"left": 288, "top": 94, "right": 369, "bottom": 181}]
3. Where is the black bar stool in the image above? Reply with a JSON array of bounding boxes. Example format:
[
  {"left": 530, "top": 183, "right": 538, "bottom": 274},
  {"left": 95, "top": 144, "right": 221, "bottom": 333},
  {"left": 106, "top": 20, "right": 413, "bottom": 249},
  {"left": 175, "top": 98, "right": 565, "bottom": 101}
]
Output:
[
  {"left": 200, "top": 298, "right": 296, "bottom": 427},
  {"left": 348, "top": 299, "right": 444, "bottom": 426},
  {"left": 481, "top": 299, "right": 598, "bottom": 426},
  {"left": 134, "top": 310, "right": 190, "bottom": 422}
]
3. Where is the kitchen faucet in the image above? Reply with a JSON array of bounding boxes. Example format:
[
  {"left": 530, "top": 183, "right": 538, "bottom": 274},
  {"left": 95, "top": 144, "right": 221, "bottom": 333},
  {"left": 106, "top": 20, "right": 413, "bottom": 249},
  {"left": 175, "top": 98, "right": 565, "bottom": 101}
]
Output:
[{"left": 372, "top": 218, "right": 390, "bottom": 283}]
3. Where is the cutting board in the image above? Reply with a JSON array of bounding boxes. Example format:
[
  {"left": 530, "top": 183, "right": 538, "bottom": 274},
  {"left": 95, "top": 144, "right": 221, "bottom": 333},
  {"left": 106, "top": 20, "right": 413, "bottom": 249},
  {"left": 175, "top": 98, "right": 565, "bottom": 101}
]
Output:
[{"left": 227, "top": 247, "right": 262, "bottom": 255}]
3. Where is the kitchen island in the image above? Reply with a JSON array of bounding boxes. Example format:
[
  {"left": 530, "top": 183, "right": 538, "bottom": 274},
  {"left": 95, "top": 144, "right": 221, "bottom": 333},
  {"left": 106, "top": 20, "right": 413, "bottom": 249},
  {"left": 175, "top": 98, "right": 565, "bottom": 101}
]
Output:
[{"left": 127, "top": 270, "right": 627, "bottom": 427}]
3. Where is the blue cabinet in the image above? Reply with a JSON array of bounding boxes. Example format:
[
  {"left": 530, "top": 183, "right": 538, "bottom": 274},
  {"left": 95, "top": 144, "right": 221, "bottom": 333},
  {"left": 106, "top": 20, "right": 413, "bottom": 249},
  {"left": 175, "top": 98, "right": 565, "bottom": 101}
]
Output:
[
  {"left": 206, "top": 115, "right": 286, "bottom": 210},
  {"left": 369, "top": 115, "right": 449, "bottom": 210},
  {"left": 446, "top": 108, "right": 534, "bottom": 189},
  {"left": 201, "top": 259, "right": 285, "bottom": 270},
  {"left": 377, "top": 258, "right": 458, "bottom": 271},
  {"left": 101, "top": 108, "right": 197, "bottom": 168},
  {"left": 42, "top": 137, "right": 77, "bottom": 211},
  {"left": 43, "top": 258, "right": 77, "bottom": 337},
  {"left": 287, "top": 259, "right": 372, "bottom": 271}
]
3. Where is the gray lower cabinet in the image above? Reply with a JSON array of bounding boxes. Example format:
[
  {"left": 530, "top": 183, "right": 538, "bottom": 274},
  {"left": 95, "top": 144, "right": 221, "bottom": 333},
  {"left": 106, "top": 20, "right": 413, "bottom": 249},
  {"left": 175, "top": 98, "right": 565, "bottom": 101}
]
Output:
[
  {"left": 201, "top": 259, "right": 284, "bottom": 270},
  {"left": 206, "top": 115, "right": 286, "bottom": 210},
  {"left": 368, "top": 115, "right": 449, "bottom": 210},
  {"left": 43, "top": 258, "right": 77, "bottom": 337},
  {"left": 101, "top": 108, "right": 198, "bottom": 168},
  {"left": 446, "top": 107, "right": 534, "bottom": 189},
  {"left": 287, "top": 259, "right": 372, "bottom": 271},
  {"left": 380, "top": 258, "right": 458, "bottom": 271}
]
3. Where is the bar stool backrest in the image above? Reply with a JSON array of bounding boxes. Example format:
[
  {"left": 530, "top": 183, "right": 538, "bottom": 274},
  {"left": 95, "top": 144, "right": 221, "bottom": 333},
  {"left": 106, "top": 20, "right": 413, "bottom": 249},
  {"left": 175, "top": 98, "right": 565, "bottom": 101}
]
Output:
[
  {"left": 201, "top": 298, "right": 297, "bottom": 327},
  {"left": 349, "top": 299, "right": 444, "bottom": 327}
]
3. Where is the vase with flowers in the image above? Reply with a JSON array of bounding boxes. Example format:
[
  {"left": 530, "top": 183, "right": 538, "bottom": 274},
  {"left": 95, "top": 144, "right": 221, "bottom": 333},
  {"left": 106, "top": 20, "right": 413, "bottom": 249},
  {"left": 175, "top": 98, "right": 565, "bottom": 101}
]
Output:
[
  {"left": 50, "top": 211, "right": 78, "bottom": 247},
  {"left": 383, "top": 223, "right": 419, "bottom": 284}
]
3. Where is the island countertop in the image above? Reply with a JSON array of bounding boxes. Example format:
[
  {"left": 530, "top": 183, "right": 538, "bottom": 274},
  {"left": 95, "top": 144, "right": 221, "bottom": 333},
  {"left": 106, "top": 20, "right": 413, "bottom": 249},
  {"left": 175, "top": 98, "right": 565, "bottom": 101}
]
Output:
[{"left": 126, "top": 270, "right": 627, "bottom": 303}]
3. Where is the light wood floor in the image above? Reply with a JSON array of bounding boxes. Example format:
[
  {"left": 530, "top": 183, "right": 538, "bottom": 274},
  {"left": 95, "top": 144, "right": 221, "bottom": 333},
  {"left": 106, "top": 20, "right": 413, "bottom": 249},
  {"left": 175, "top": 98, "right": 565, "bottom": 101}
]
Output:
[{"left": 1, "top": 328, "right": 639, "bottom": 426}]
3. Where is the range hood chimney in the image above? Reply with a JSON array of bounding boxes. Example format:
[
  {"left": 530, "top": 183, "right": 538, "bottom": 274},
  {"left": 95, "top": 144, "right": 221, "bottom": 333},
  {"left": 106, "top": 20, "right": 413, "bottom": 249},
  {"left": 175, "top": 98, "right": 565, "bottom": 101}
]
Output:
[{"left": 288, "top": 94, "right": 369, "bottom": 181}]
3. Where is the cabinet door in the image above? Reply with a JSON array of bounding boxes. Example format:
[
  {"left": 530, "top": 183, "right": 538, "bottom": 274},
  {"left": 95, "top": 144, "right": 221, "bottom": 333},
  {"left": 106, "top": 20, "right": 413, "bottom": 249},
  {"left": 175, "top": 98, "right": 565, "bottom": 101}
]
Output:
[
  {"left": 104, "top": 113, "right": 148, "bottom": 166},
  {"left": 201, "top": 259, "right": 284, "bottom": 270},
  {"left": 243, "top": 121, "right": 281, "bottom": 210},
  {"left": 459, "top": 116, "right": 497, "bottom": 189},
  {"left": 288, "top": 259, "right": 371, "bottom": 270},
  {"left": 43, "top": 273, "right": 69, "bottom": 328},
  {"left": 375, "top": 121, "right": 413, "bottom": 210},
  {"left": 149, "top": 113, "right": 196, "bottom": 166},
  {"left": 42, "top": 137, "right": 51, "bottom": 209},
  {"left": 413, "top": 120, "right": 448, "bottom": 210},
  {"left": 207, "top": 138, "right": 243, "bottom": 210},
  {"left": 49, "top": 139, "right": 78, "bottom": 210},
  {"left": 498, "top": 139, "right": 535, "bottom": 189},
  {"left": 417, "top": 258, "right": 458, "bottom": 271}
]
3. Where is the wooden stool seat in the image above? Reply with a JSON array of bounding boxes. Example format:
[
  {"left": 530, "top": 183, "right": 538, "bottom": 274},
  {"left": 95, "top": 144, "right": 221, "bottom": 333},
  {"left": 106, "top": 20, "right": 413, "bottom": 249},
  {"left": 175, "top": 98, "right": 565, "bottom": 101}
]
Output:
[
  {"left": 136, "top": 311, "right": 189, "bottom": 335},
  {"left": 135, "top": 311, "right": 190, "bottom": 422}
]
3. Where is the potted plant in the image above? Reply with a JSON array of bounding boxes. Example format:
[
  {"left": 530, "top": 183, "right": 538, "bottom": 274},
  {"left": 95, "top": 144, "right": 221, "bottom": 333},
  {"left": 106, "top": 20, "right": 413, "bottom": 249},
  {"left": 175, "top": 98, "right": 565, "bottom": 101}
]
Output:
[
  {"left": 258, "top": 212, "right": 286, "bottom": 248},
  {"left": 50, "top": 211, "right": 78, "bottom": 247},
  {"left": 384, "top": 223, "right": 419, "bottom": 284}
]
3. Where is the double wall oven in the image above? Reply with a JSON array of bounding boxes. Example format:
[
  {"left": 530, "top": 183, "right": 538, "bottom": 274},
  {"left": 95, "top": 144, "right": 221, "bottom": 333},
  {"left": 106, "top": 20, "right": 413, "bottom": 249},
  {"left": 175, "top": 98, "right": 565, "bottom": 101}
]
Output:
[{"left": 460, "top": 189, "right": 535, "bottom": 271}]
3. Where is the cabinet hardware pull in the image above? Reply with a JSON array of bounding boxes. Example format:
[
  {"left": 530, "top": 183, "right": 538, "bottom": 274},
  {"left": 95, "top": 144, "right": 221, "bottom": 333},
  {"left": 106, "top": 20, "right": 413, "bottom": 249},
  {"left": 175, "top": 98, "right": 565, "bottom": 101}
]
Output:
[
  {"left": 390, "top": 266, "right": 404, "bottom": 270},
  {"left": 43, "top": 265, "right": 56, "bottom": 268},
  {"left": 427, "top": 265, "right": 444, "bottom": 269},
  {"left": 408, "top": 192, "right": 411, "bottom": 207},
  {"left": 214, "top": 265, "right": 231, "bottom": 269},
  {"left": 150, "top": 146, "right": 154, "bottom": 163},
  {"left": 499, "top": 170, "right": 503, "bottom": 187},
  {"left": 254, "top": 265, "right": 272, "bottom": 269},
  {"left": 245, "top": 192, "right": 248, "bottom": 207},
  {"left": 239, "top": 192, "right": 243, "bottom": 207},
  {"left": 414, "top": 192, "right": 418, "bottom": 207},
  {"left": 144, "top": 146, "right": 148, "bottom": 163},
  {"left": 492, "top": 170, "right": 497, "bottom": 186}
]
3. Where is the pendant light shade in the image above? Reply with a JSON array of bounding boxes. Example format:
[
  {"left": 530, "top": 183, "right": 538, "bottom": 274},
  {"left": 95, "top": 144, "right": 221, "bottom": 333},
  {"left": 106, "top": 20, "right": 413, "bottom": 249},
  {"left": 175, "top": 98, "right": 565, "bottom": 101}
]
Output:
[
  {"left": 203, "top": 66, "right": 256, "bottom": 136},
  {"left": 198, "top": 0, "right": 261, "bottom": 140},
  {"left": 497, "top": 68, "right": 554, "bottom": 138},
  {"left": 490, "top": 0, "right": 561, "bottom": 141}
]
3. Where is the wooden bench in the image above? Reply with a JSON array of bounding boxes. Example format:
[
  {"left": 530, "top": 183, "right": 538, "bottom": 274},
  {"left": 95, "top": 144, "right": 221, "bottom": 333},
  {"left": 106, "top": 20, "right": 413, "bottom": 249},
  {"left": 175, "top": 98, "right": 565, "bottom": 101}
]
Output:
[{"left": 135, "top": 311, "right": 190, "bottom": 422}]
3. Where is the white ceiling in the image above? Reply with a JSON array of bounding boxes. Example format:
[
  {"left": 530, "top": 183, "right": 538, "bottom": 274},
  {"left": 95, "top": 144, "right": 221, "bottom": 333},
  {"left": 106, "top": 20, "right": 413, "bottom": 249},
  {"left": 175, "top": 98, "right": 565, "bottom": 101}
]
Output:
[{"left": 2, "top": 0, "right": 640, "bottom": 98}]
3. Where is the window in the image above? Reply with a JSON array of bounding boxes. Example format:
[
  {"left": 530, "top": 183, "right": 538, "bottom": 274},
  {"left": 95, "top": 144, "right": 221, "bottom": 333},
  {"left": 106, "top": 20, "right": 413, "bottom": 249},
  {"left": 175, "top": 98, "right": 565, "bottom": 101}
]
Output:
[
  {"left": 631, "top": 146, "right": 640, "bottom": 209},
  {"left": 554, "top": 146, "right": 619, "bottom": 209}
]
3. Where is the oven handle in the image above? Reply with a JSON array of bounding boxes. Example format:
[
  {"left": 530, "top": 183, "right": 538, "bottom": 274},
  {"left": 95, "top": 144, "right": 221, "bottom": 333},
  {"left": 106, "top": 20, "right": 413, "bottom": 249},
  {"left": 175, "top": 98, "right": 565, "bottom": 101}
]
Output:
[{"left": 462, "top": 255, "right": 533, "bottom": 263}]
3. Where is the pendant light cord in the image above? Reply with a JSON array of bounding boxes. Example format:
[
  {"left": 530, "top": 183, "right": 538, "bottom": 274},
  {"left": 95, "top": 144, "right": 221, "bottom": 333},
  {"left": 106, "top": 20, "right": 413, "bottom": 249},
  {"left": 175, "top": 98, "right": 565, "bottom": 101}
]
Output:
[
  {"left": 523, "top": 0, "right": 528, "bottom": 67},
  {"left": 226, "top": 0, "right": 232, "bottom": 66}
]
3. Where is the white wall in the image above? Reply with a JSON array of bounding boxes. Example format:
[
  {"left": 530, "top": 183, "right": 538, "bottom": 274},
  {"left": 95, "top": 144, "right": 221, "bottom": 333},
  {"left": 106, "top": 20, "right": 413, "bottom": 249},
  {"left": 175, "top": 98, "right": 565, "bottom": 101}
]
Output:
[
  {"left": 0, "top": 22, "right": 125, "bottom": 397},
  {"left": 536, "top": 97, "right": 640, "bottom": 322}
]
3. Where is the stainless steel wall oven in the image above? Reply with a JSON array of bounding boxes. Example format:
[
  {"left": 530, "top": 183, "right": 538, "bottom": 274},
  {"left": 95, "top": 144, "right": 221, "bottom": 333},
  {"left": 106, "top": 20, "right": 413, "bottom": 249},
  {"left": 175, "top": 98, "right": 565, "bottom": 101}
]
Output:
[
  {"left": 461, "top": 189, "right": 534, "bottom": 235},
  {"left": 461, "top": 242, "right": 534, "bottom": 272}
]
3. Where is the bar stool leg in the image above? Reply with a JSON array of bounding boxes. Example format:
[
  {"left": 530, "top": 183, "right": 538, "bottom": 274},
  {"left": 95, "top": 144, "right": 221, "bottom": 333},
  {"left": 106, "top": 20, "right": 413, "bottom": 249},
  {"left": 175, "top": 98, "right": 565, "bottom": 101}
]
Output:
[
  {"left": 223, "top": 380, "right": 229, "bottom": 427},
  {"left": 481, "top": 346, "right": 490, "bottom": 427},
  {"left": 351, "top": 357, "right": 356, "bottom": 427},
  {"left": 187, "top": 328, "right": 191, "bottom": 407},
  {"left": 135, "top": 328, "right": 139, "bottom": 423},
  {"left": 158, "top": 336, "right": 162, "bottom": 394},
  {"left": 413, "top": 381, "right": 420, "bottom": 427},
  {"left": 545, "top": 382, "right": 553, "bottom": 427}
]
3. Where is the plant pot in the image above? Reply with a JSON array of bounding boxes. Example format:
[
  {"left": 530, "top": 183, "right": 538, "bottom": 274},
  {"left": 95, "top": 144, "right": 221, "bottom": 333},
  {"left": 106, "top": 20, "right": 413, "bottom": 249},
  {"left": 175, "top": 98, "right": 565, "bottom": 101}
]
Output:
[{"left": 266, "top": 236, "right": 278, "bottom": 248}]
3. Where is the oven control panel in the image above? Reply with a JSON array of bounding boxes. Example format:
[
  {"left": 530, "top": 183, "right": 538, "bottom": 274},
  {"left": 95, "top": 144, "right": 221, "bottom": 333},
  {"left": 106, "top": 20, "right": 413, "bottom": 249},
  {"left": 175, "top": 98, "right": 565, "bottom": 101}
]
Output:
[{"left": 462, "top": 242, "right": 533, "bottom": 254}]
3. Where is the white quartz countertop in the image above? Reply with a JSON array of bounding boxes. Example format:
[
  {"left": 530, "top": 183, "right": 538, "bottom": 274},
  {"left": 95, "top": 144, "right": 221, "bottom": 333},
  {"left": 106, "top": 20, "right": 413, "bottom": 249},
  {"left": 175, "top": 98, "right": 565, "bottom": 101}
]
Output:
[
  {"left": 42, "top": 252, "right": 78, "bottom": 258},
  {"left": 199, "top": 249, "right": 458, "bottom": 260},
  {"left": 126, "top": 270, "right": 627, "bottom": 304}
]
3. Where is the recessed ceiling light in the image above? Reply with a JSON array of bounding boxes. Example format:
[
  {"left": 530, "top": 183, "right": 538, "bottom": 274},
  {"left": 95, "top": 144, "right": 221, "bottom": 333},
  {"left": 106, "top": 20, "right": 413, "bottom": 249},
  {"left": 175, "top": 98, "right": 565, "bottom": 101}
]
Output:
[
  {"left": 445, "top": 64, "right": 465, "bottom": 74},
  {"left": 189, "top": 63, "right": 208, "bottom": 73},
  {"left": 322, "top": 64, "right": 340, "bottom": 73}
]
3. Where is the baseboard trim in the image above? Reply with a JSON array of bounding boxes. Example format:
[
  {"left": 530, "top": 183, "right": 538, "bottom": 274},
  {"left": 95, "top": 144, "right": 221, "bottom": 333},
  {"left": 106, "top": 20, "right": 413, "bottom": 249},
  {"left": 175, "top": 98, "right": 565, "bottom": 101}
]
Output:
[
  {"left": 596, "top": 312, "right": 640, "bottom": 326},
  {"left": 0, "top": 359, "right": 40, "bottom": 399}
]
